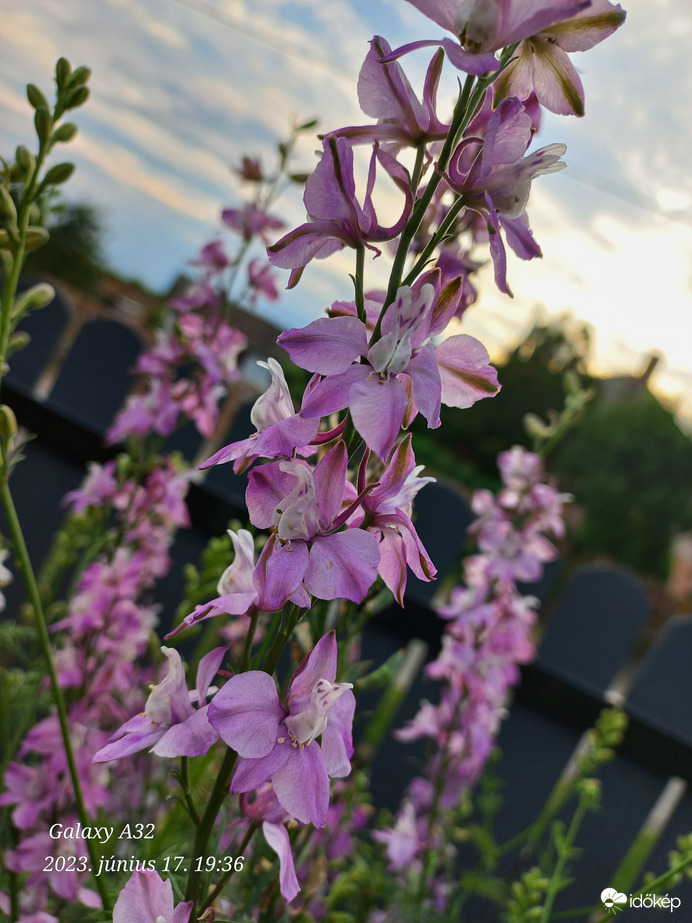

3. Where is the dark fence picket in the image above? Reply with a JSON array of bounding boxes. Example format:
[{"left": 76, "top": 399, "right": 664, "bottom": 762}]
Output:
[
  {"left": 535, "top": 564, "right": 650, "bottom": 697},
  {"left": 48, "top": 319, "right": 144, "bottom": 432}
]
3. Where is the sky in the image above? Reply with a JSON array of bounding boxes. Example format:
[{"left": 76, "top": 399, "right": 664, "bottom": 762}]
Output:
[{"left": 3, "top": 0, "right": 692, "bottom": 418}]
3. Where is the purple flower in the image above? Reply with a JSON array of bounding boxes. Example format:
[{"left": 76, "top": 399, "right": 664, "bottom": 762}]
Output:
[
  {"left": 167, "top": 527, "right": 310, "bottom": 637},
  {"left": 209, "top": 631, "right": 355, "bottom": 827},
  {"left": 391, "top": 0, "right": 589, "bottom": 74},
  {"left": 493, "top": 0, "right": 626, "bottom": 116},
  {"left": 245, "top": 442, "right": 381, "bottom": 603},
  {"left": 280, "top": 283, "right": 499, "bottom": 459},
  {"left": 334, "top": 37, "right": 448, "bottom": 154},
  {"left": 350, "top": 436, "right": 437, "bottom": 604},
  {"left": 199, "top": 358, "right": 319, "bottom": 473},
  {"left": 93, "top": 646, "right": 224, "bottom": 761},
  {"left": 268, "top": 136, "right": 413, "bottom": 288},
  {"left": 446, "top": 97, "right": 566, "bottom": 294},
  {"left": 113, "top": 869, "right": 192, "bottom": 923},
  {"left": 222, "top": 203, "right": 284, "bottom": 242}
]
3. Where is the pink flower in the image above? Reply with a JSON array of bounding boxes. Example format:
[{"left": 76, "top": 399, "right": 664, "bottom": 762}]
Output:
[
  {"left": 222, "top": 203, "right": 284, "bottom": 242},
  {"left": 245, "top": 442, "right": 380, "bottom": 603},
  {"left": 391, "top": 0, "right": 589, "bottom": 75},
  {"left": 268, "top": 136, "right": 413, "bottom": 288},
  {"left": 93, "top": 646, "right": 224, "bottom": 761},
  {"left": 167, "top": 528, "right": 310, "bottom": 637},
  {"left": 280, "top": 283, "right": 499, "bottom": 459},
  {"left": 199, "top": 358, "right": 319, "bottom": 473},
  {"left": 445, "top": 98, "right": 566, "bottom": 294},
  {"left": 113, "top": 869, "right": 192, "bottom": 923},
  {"left": 334, "top": 37, "right": 448, "bottom": 154},
  {"left": 209, "top": 631, "right": 355, "bottom": 827},
  {"left": 492, "top": 0, "right": 626, "bottom": 116},
  {"left": 359, "top": 436, "right": 437, "bottom": 604}
]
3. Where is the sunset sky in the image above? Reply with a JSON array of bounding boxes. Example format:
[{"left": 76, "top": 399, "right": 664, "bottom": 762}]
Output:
[{"left": 3, "top": 0, "right": 692, "bottom": 417}]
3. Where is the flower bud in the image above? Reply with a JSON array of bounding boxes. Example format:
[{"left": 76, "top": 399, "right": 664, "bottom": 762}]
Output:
[
  {"left": 15, "top": 145, "right": 35, "bottom": 179},
  {"left": 68, "top": 65, "right": 91, "bottom": 86},
  {"left": 0, "top": 186, "right": 17, "bottom": 225},
  {"left": 55, "top": 57, "right": 72, "bottom": 88},
  {"left": 7, "top": 331, "right": 31, "bottom": 358},
  {"left": 24, "top": 227, "right": 50, "bottom": 252},
  {"left": 51, "top": 123, "right": 78, "bottom": 144},
  {"left": 42, "top": 163, "right": 75, "bottom": 186},
  {"left": 64, "top": 85, "right": 89, "bottom": 110},
  {"left": 34, "top": 107, "right": 53, "bottom": 146},
  {"left": 26, "top": 83, "right": 49, "bottom": 111},
  {"left": 0, "top": 405, "right": 17, "bottom": 440},
  {"left": 12, "top": 282, "right": 55, "bottom": 320}
]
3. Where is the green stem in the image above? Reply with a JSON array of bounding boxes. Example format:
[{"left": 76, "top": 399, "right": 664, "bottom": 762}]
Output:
[
  {"left": 201, "top": 821, "right": 259, "bottom": 911},
  {"left": 377, "top": 73, "right": 476, "bottom": 327},
  {"left": 354, "top": 244, "right": 366, "bottom": 323},
  {"left": 240, "top": 609, "right": 260, "bottom": 673},
  {"left": 401, "top": 194, "right": 467, "bottom": 288},
  {"left": 184, "top": 747, "right": 238, "bottom": 906},
  {"left": 0, "top": 146, "right": 48, "bottom": 384},
  {"left": 180, "top": 756, "right": 201, "bottom": 827},
  {"left": 539, "top": 794, "right": 590, "bottom": 923},
  {"left": 0, "top": 478, "right": 111, "bottom": 912},
  {"left": 410, "top": 143, "right": 427, "bottom": 194}
]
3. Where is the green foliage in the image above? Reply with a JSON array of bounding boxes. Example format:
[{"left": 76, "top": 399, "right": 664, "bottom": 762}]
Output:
[
  {"left": 411, "top": 316, "right": 591, "bottom": 485},
  {"left": 23, "top": 200, "right": 106, "bottom": 294},
  {"left": 552, "top": 390, "right": 692, "bottom": 577}
]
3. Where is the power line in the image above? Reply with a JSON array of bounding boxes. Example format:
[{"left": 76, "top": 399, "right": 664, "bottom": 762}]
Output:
[
  {"left": 563, "top": 163, "right": 692, "bottom": 229},
  {"left": 157, "top": 0, "right": 358, "bottom": 84}
]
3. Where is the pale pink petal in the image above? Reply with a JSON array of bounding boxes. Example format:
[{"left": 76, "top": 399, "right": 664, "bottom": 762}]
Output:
[
  {"left": 305, "top": 530, "right": 380, "bottom": 602},
  {"left": 151, "top": 706, "right": 219, "bottom": 758},
  {"left": 435, "top": 334, "right": 500, "bottom": 408},
  {"left": 289, "top": 631, "right": 338, "bottom": 704},
  {"left": 313, "top": 442, "right": 348, "bottom": 529},
  {"left": 272, "top": 744, "right": 330, "bottom": 827},
  {"left": 231, "top": 744, "right": 292, "bottom": 792},
  {"left": 208, "top": 672, "right": 284, "bottom": 757},
  {"left": 262, "top": 822, "right": 301, "bottom": 903},
  {"left": 113, "top": 870, "right": 178, "bottom": 923},
  {"left": 278, "top": 316, "right": 368, "bottom": 375},
  {"left": 320, "top": 690, "right": 355, "bottom": 777},
  {"left": 349, "top": 374, "right": 407, "bottom": 460}
]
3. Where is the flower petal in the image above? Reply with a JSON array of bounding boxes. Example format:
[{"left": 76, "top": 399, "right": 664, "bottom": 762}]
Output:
[
  {"left": 305, "top": 530, "right": 380, "bottom": 602},
  {"left": 272, "top": 743, "right": 330, "bottom": 827},
  {"left": 208, "top": 672, "right": 284, "bottom": 757},
  {"left": 278, "top": 316, "right": 368, "bottom": 375},
  {"left": 262, "top": 821, "right": 301, "bottom": 904},
  {"left": 151, "top": 706, "right": 219, "bottom": 758}
]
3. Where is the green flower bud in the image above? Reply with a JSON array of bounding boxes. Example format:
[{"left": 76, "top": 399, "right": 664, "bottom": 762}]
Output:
[
  {"left": 12, "top": 282, "right": 55, "bottom": 319},
  {"left": 15, "top": 145, "right": 35, "bottom": 178},
  {"left": 55, "top": 57, "right": 72, "bottom": 88},
  {"left": 0, "top": 186, "right": 17, "bottom": 224},
  {"left": 24, "top": 226, "right": 50, "bottom": 252},
  {"left": 42, "top": 163, "right": 75, "bottom": 186},
  {"left": 26, "top": 83, "right": 49, "bottom": 111},
  {"left": 0, "top": 405, "right": 18, "bottom": 439},
  {"left": 6, "top": 330, "right": 31, "bottom": 358},
  {"left": 34, "top": 107, "right": 53, "bottom": 146},
  {"left": 51, "top": 123, "right": 78, "bottom": 144},
  {"left": 64, "top": 85, "right": 89, "bottom": 110},
  {"left": 68, "top": 65, "right": 91, "bottom": 86}
]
